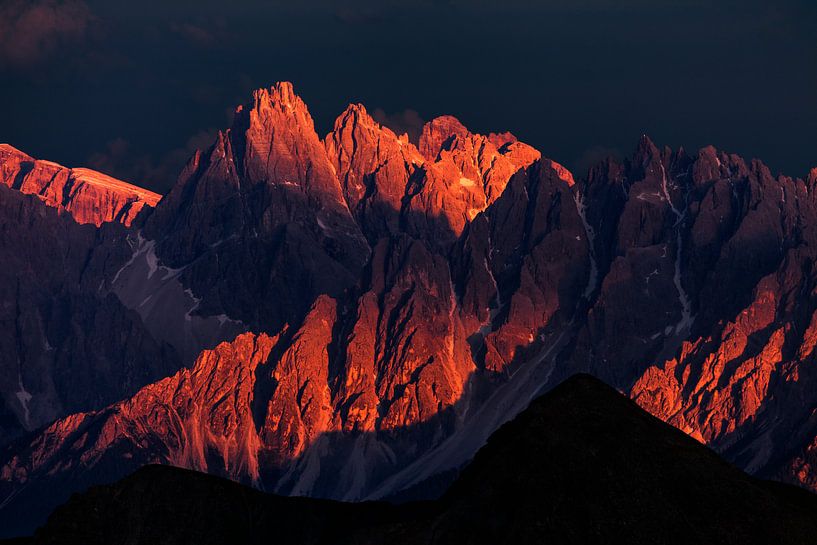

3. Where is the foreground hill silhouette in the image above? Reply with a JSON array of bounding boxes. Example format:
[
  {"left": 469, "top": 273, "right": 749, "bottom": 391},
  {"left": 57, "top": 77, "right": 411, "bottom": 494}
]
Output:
[{"left": 16, "top": 375, "right": 817, "bottom": 545}]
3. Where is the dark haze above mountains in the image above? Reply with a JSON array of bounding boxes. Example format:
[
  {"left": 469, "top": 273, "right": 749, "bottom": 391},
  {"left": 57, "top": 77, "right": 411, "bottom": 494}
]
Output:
[{"left": 1, "top": 0, "right": 815, "bottom": 193}]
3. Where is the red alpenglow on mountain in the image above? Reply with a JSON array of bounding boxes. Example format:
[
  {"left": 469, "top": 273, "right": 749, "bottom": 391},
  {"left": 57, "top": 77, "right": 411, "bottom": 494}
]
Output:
[
  {"left": 1, "top": 81, "right": 817, "bottom": 536},
  {"left": 0, "top": 144, "right": 161, "bottom": 226}
]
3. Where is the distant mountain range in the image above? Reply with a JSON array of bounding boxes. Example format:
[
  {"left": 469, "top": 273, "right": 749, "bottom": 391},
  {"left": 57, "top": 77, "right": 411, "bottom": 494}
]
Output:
[{"left": 2, "top": 82, "right": 817, "bottom": 538}]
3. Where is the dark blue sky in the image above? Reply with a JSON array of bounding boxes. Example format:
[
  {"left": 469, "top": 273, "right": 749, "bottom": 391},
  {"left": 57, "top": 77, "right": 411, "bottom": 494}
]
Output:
[{"left": 1, "top": 0, "right": 815, "bottom": 193}]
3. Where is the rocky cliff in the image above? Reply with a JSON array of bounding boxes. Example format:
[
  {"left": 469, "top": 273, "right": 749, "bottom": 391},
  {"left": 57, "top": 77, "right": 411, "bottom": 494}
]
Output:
[{"left": 0, "top": 144, "right": 160, "bottom": 227}]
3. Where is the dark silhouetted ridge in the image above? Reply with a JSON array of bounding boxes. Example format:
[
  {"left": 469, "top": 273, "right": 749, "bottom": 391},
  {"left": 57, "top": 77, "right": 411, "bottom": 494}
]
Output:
[{"left": 17, "top": 374, "right": 817, "bottom": 545}]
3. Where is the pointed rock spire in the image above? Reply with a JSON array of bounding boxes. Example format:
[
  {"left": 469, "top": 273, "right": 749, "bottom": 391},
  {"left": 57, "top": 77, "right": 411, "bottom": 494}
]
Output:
[
  {"left": 633, "top": 134, "right": 660, "bottom": 167},
  {"left": 419, "top": 115, "right": 470, "bottom": 161}
]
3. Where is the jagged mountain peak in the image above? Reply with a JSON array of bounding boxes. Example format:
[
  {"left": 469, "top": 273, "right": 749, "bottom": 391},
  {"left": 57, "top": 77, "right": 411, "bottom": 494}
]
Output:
[
  {"left": 333, "top": 102, "right": 373, "bottom": 123},
  {"left": 227, "top": 83, "right": 338, "bottom": 188},
  {"left": 0, "top": 142, "right": 33, "bottom": 160},
  {"left": 139, "top": 83, "right": 370, "bottom": 336},
  {"left": 329, "top": 102, "right": 416, "bottom": 148},
  {"left": 325, "top": 100, "right": 425, "bottom": 218},
  {"left": 419, "top": 115, "right": 471, "bottom": 160},
  {"left": 543, "top": 158, "right": 576, "bottom": 187},
  {"left": 243, "top": 81, "right": 306, "bottom": 115},
  {"left": 486, "top": 131, "right": 518, "bottom": 148},
  {"left": 231, "top": 82, "right": 316, "bottom": 142},
  {"left": 631, "top": 133, "right": 664, "bottom": 168},
  {"left": 329, "top": 101, "right": 413, "bottom": 148}
]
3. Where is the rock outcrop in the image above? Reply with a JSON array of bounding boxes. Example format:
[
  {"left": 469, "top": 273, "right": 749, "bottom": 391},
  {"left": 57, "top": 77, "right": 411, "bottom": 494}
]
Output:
[
  {"left": 142, "top": 83, "right": 369, "bottom": 334},
  {"left": 0, "top": 144, "right": 160, "bottom": 226}
]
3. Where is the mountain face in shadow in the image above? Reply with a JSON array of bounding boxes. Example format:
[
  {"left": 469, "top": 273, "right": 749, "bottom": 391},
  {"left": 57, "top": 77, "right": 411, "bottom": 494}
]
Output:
[
  {"left": 0, "top": 183, "right": 180, "bottom": 445},
  {"left": 19, "top": 375, "right": 817, "bottom": 545},
  {"left": 3, "top": 82, "right": 817, "bottom": 539}
]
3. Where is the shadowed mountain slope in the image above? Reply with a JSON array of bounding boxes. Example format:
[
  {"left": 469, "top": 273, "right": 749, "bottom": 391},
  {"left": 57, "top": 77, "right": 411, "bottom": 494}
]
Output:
[{"left": 18, "top": 375, "right": 817, "bottom": 545}]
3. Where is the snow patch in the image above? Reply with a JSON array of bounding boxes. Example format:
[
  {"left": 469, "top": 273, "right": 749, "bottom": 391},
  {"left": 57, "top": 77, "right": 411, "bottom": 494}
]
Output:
[
  {"left": 184, "top": 288, "right": 202, "bottom": 322},
  {"left": 476, "top": 244, "right": 503, "bottom": 339},
  {"left": 636, "top": 191, "right": 662, "bottom": 202},
  {"left": 659, "top": 164, "right": 683, "bottom": 220},
  {"left": 573, "top": 190, "right": 599, "bottom": 299},
  {"left": 672, "top": 229, "right": 694, "bottom": 334},
  {"left": 161, "top": 266, "right": 184, "bottom": 281},
  {"left": 111, "top": 233, "right": 148, "bottom": 286},
  {"left": 215, "top": 314, "right": 240, "bottom": 326},
  {"left": 660, "top": 164, "right": 694, "bottom": 335},
  {"left": 15, "top": 372, "right": 32, "bottom": 428},
  {"left": 145, "top": 243, "right": 159, "bottom": 279},
  {"left": 110, "top": 230, "right": 247, "bottom": 363}
]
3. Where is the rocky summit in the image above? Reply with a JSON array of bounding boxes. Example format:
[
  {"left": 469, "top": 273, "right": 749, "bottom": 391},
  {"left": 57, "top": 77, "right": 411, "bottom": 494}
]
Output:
[
  {"left": 1, "top": 82, "right": 817, "bottom": 538},
  {"left": 0, "top": 144, "right": 160, "bottom": 227}
]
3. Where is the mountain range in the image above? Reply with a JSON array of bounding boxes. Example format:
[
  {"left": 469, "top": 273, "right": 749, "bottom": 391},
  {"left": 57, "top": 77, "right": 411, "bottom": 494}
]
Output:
[{"left": 2, "top": 81, "right": 817, "bottom": 537}]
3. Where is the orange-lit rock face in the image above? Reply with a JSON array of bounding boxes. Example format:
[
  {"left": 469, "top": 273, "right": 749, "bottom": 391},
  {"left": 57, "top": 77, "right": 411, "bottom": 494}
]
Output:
[
  {"left": 0, "top": 144, "right": 160, "bottom": 226},
  {"left": 631, "top": 283, "right": 782, "bottom": 442},
  {"left": 341, "top": 237, "right": 472, "bottom": 432},
  {"left": 1, "top": 332, "right": 274, "bottom": 486},
  {"left": 325, "top": 105, "right": 540, "bottom": 245},
  {"left": 7, "top": 82, "right": 817, "bottom": 534},
  {"left": 418, "top": 115, "right": 470, "bottom": 161},
  {"left": 324, "top": 103, "right": 425, "bottom": 239},
  {"left": 258, "top": 296, "right": 336, "bottom": 462},
  {"left": 0, "top": 283, "right": 469, "bottom": 494},
  {"left": 403, "top": 114, "right": 541, "bottom": 242},
  {"left": 0, "top": 85, "right": 581, "bottom": 508}
]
